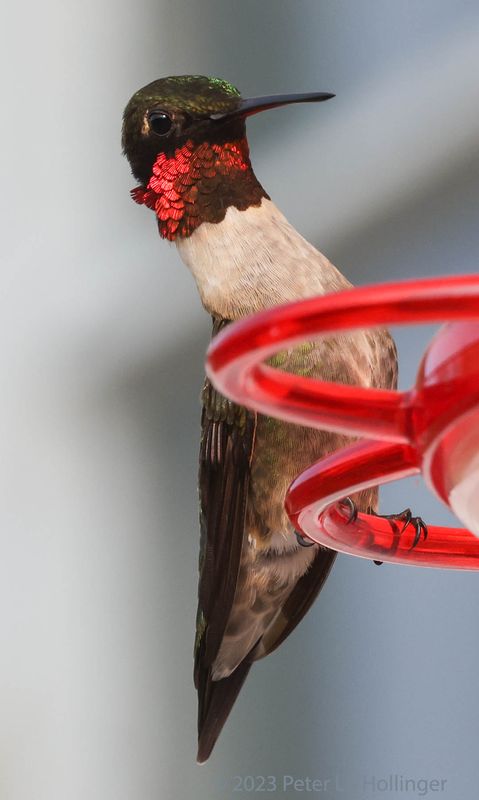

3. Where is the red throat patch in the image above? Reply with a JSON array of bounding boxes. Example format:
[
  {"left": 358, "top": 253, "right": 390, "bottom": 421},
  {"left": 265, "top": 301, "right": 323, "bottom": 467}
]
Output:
[{"left": 131, "top": 137, "right": 266, "bottom": 241}]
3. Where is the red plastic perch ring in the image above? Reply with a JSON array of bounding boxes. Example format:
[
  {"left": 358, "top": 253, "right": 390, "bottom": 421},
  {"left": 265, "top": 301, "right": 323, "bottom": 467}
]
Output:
[{"left": 206, "top": 274, "right": 479, "bottom": 569}]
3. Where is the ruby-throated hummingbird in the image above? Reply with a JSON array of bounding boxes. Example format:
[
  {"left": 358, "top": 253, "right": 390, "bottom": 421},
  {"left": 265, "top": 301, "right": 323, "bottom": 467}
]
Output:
[{"left": 122, "top": 75, "right": 398, "bottom": 763}]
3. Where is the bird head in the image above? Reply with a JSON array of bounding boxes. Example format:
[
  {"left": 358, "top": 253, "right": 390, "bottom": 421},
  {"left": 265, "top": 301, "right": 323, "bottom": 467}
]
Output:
[{"left": 122, "top": 75, "right": 334, "bottom": 240}]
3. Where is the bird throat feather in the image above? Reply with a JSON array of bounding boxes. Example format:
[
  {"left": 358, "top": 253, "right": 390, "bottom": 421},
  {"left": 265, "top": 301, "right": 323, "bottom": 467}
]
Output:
[{"left": 131, "top": 137, "right": 268, "bottom": 240}]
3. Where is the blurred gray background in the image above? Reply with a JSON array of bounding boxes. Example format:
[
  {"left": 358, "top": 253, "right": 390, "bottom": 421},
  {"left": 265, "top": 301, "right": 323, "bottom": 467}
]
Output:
[{"left": 2, "top": 1, "right": 479, "bottom": 798}]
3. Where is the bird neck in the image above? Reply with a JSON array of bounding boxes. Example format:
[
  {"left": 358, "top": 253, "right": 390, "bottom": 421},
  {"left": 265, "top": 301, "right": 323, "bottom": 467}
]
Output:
[
  {"left": 131, "top": 137, "right": 268, "bottom": 241},
  {"left": 176, "top": 198, "right": 351, "bottom": 319}
]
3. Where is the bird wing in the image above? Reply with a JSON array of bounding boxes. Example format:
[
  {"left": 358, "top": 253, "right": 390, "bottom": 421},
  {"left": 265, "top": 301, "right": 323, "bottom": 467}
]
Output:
[
  {"left": 194, "top": 321, "right": 396, "bottom": 761},
  {"left": 194, "top": 319, "right": 257, "bottom": 762}
]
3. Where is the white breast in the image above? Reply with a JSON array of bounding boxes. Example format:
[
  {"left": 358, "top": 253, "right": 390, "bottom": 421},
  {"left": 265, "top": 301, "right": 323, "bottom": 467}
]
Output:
[{"left": 176, "top": 199, "right": 350, "bottom": 319}]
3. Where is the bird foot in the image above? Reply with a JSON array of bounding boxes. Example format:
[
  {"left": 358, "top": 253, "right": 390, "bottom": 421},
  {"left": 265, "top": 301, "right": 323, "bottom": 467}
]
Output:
[
  {"left": 339, "top": 498, "right": 427, "bottom": 563},
  {"left": 368, "top": 506, "right": 428, "bottom": 550}
]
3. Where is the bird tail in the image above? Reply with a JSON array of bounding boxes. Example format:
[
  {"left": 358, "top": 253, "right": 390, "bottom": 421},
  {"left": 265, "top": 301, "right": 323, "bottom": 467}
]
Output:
[{"left": 195, "top": 649, "right": 255, "bottom": 764}]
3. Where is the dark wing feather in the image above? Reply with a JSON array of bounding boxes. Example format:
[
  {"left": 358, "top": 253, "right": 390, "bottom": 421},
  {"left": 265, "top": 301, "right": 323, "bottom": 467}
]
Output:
[{"left": 195, "top": 319, "right": 257, "bottom": 762}]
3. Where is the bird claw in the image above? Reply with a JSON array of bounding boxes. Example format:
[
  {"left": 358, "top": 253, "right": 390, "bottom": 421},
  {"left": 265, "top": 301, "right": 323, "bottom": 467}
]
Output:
[
  {"left": 295, "top": 530, "right": 315, "bottom": 548},
  {"left": 340, "top": 496, "right": 358, "bottom": 524},
  {"left": 369, "top": 506, "right": 428, "bottom": 550},
  {"left": 341, "top": 499, "right": 382, "bottom": 566},
  {"left": 295, "top": 495, "right": 362, "bottom": 546}
]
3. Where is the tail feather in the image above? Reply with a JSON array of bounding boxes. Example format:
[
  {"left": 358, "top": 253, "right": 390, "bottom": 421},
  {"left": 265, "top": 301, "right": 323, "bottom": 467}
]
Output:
[{"left": 196, "top": 651, "right": 255, "bottom": 764}]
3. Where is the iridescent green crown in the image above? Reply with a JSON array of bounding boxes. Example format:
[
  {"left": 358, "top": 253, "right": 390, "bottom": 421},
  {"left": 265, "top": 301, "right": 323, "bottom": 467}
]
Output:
[{"left": 126, "top": 75, "right": 241, "bottom": 117}]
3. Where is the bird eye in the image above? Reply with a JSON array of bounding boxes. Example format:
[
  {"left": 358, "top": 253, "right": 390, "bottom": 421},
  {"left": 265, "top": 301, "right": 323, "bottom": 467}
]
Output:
[{"left": 148, "top": 111, "right": 173, "bottom": 136}]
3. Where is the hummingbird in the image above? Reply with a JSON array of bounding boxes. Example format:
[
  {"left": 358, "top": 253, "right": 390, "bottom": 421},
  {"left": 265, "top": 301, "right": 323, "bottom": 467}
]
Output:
[{"left": 122, "top": 75, "right": 399, "bottom": 763}]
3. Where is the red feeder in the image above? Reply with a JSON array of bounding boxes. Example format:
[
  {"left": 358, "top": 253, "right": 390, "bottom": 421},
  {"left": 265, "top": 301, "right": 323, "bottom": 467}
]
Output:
[{"left": 206, "top": 275, "right": 479, "bottom": 569}]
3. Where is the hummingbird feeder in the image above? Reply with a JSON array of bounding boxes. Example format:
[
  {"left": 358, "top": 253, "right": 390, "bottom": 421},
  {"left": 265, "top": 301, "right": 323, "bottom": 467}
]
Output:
[{"left": 206, "top": 274, "right": 479, "bottom": 569}]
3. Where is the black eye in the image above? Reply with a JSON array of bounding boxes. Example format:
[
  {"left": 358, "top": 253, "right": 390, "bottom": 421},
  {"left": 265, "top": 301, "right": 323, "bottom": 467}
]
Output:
[{"left": 149, "top": 111, "right": 172, "bottom": 136}]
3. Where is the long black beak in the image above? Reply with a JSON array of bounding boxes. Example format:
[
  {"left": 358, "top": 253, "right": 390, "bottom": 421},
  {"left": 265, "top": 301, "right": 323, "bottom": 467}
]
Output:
[{"left": 211, "top": 92, "right": 335, "bottom": 121}]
